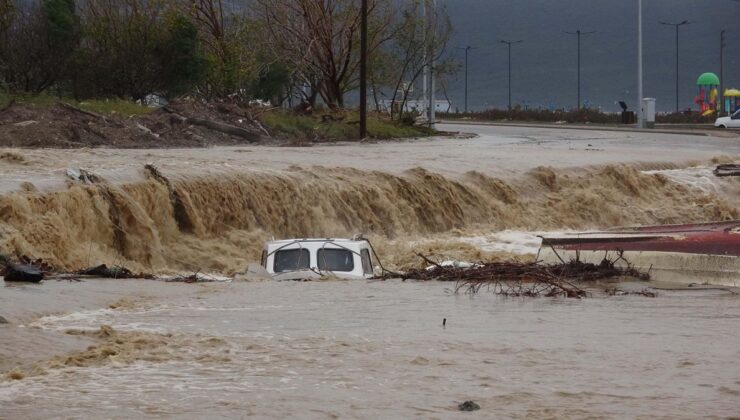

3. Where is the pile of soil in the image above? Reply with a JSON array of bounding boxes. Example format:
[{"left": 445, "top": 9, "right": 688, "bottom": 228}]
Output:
[{"left": 0, "top": 100, "right": 267, "bottom": 148}]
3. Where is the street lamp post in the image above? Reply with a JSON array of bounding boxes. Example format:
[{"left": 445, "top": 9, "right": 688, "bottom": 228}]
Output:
[
  {"left": 565, "top": 29, "right": 595, "bottom": 110},
  {"left": 359, "top": 0, "right": 368, "bottom": 138},
  {"left": 457, "top": 46, "right": 472, "bottom": 113},
  {"left": 659, "top": 20, "right": 691, "bottom": 113},
  {"left": 499, "top": 39, "right": 523, "bottom": 111},
  {"left": 720, "top": 29, "right": 726, "bottom": 114},
  {"left": 638, "top": 0, "right": 643, "bottom": 128},
  {"left": 427, "top": 0, "right": 437, "bottom": 129}
]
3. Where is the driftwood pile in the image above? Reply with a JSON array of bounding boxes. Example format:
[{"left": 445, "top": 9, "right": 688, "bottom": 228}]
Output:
[{"left": 402, "top": 254, "right": 651, "bottom": 298}]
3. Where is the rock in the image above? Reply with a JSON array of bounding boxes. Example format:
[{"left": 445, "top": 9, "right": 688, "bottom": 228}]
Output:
[
  {"left": 13, "top": 120, "right": 38, "bottom": 127},
  {"left": 1, "top": 263, "right": 44, "bottom": 282},
  {"left": 0, "top": 316, "right": 9, "bottom": 324},
  {"left": 65, "top": 168, "right": 102, "bottom": 184},
  {"left": 458, "top": 401, "right": 480, "bottom": 412}
]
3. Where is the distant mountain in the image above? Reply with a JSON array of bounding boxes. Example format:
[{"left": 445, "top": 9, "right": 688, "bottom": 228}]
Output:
[{"left": 442, "top": 0, "right": 739, "bottom": 112}]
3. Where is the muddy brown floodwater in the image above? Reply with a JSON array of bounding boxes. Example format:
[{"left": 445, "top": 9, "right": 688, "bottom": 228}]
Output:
[
  {"left": 1, "top": 125, "right": 740, "bottom": 418},
  {"left": 1, "top": 279, "right": 739, "bottom": 419}
]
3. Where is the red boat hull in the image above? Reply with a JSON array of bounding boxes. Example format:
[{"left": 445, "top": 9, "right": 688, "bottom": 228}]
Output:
[
  {"left": 539, "top": 221, "right": 740, "bottom": 286},
  {"left": 541, "top": 221, "right": 740, "bottom": 257}
]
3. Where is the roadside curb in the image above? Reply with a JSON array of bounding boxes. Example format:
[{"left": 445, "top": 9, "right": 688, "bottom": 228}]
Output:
[{"left": 436, "top": 120, "right": 737, "bottom": 137}]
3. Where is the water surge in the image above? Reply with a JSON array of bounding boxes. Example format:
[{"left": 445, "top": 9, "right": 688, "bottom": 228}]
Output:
[{"left": 0, "top": 164, "right": 735, "bottom": 274}]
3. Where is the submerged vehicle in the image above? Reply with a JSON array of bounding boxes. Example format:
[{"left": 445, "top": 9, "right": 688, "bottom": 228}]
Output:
[
  {"left": 538, "top": 221, "right": 740, "bottom": 287},
  {"left": 261, "top": 237, "right": 376, "bottom": 280},
  {"left": 713, "top": 164, "right": 740, "bottom": 177}
]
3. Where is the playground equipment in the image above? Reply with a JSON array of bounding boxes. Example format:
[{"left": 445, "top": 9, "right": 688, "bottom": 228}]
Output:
[
  {"left": 695, "top": 72, "right": 720, "bottom": 116},
  {"left": 725, "top": 88, "right": 740, "bottom": 114}
]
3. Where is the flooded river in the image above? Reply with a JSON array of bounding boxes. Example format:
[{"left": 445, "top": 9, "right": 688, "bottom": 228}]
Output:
[
  {"left": 2, "top": 279, "right": 739, "bottom": 419},
  {"left": 1, "top": 125, "right": 739, "bottom": 418}
]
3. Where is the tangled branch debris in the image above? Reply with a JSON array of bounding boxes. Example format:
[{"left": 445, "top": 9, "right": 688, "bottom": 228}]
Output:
[
  {"left": 76, "top": 264, "right": 153, "bottom": 279},
  {"left": 401, "top": 254, "right": 650, "bottom": 298},
  {"left": 605, "top": 288, "right": 657, "bottom": 298}
]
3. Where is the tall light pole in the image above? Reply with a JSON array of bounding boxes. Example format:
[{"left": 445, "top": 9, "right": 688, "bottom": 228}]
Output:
[
  {"left": 427, "top": 0, "right": 437, "bottom": 129},
  {"left": 638, "top": 0, "right": 643, "bottom": 128},
  {"left": 457, "top": 46, "right": 472, "bottom": 113},
  {"left": 499, "top": 39, "right": 523, "bottom": 110},
  {"left": 720, "top": 29, "right": 726, "bottom": 114},
  {"left": 659, "top": 20, "right": 691, "bottom": 113},
  {"left": 565, "top": 29, "right": 595, "bottom": 110},
  {"left": 359, "top": 0, "right": 368, "bottom": 138}
]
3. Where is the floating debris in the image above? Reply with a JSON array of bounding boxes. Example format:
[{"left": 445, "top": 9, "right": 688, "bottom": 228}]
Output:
[
  {"left": 605, "top": 288, "right": 658, "bottom": 298},
  {"left": 161, "top": 273, "right": 232, "bottom": 283},
  {"left": 65, "top": 168, "right": 103, "bottom": 184},
  {"left": 77, "top": 264, "right": 152, "bottom": 279},
  {"left": 1, "top": 263, "right": 44, "bottom": 283},
  {"left": 458, "top": 401, "right": 480, "bottom": 412},
  {"left": 401, "top": 254, "right": 650, "bottom": 298}
]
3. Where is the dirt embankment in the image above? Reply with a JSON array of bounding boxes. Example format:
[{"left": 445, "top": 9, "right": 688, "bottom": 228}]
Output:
[{"left": 0, "top": 101, "right": 267, "bottom": 148}]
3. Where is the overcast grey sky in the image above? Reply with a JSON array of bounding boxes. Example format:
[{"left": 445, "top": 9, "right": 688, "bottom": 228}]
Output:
[{"left": 442, "top": 0, "right": 739, "bottom": 112}]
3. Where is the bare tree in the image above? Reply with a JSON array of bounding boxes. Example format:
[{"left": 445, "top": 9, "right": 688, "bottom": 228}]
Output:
[
  {"left": 0, "top": 0, "right": 13, "bottom": 32},
  {"left": 0, "top": 0, "right": 80, "bottom": 93},
  {"left": 384, "top": 0, "right": 452, "bottom": 121},
  {"left": 251, "top": 0, "right": 396, "bottom": 109},
  {"left": 188, "top": 0, "right": 255, "bottom": 98}
]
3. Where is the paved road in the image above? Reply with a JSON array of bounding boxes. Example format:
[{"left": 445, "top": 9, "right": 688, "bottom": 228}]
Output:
[
  {"left": 1, "top": 123, "right": 739, "bottom": 194},
  {"left": 438, "top": 119, "right": 737, "bottom": 137}
]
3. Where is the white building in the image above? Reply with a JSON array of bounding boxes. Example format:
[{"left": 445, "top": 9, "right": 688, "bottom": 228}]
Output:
[{"left": 380, "top": 99, "right": 451, "bottom": 114}]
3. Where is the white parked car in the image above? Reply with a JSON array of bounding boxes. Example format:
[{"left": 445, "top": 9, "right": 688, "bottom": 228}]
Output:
[
  {"left": 715, "top": 109, "right": 740, "bottom": 128},
  {"left": 261, "top": 237, "right": 376, "bottom": 280}
]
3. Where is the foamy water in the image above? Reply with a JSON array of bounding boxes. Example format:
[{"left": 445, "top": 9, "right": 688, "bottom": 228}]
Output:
[
  {"left": 643, "top": 166, "right": 722, "bottom": 194},
  {"left": 2, "top": 280, "right": 739, "bottom": 419}
]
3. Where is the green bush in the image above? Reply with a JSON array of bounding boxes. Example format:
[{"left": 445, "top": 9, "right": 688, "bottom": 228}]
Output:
[{"left": 440, "top": 107, "right": 621, "bottom": 124}]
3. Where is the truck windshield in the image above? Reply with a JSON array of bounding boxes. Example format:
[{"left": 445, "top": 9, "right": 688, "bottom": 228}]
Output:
[
  {"left": 274, "top": 249, "right": 310, "bottom": 272},
  {"left": 317, "top": 249, "right": 354, "bottom": 272}
]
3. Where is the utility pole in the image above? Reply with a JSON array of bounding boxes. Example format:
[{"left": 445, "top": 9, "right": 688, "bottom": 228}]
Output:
[
  {"left": 421, "top": 3, "right": 428, "bottom": 113},
  {"left": 660, "top": 20, "right": 691, "bottom": 113},
  {"left": 427, "top": 0, "right": 437, "bottom": 129},
  {"left": 720, "top": 29, "right": 726, "bottom": 115},
  {"left": 499, "top": 39, "right": 523, "bottom": 110},
  {"left": 565, "top": 29, "right": 595, "bottom": 110},
  {"left": 457, "top": 46, "right": 472, "bottom": 113},
  {"left": 638, "top": 0, "right": 644, "bottom": 128},
  {"left": 359, "top": 0, "right": 368, "bottom": 138}
]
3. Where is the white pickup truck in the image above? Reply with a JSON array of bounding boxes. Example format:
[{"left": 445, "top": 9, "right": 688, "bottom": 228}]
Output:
[
  {"left": 261, "top": 238, "right": 375, "bottom": 280},
  {"left": 715, "top": 109, "right": 740, "bottom": 128}
]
